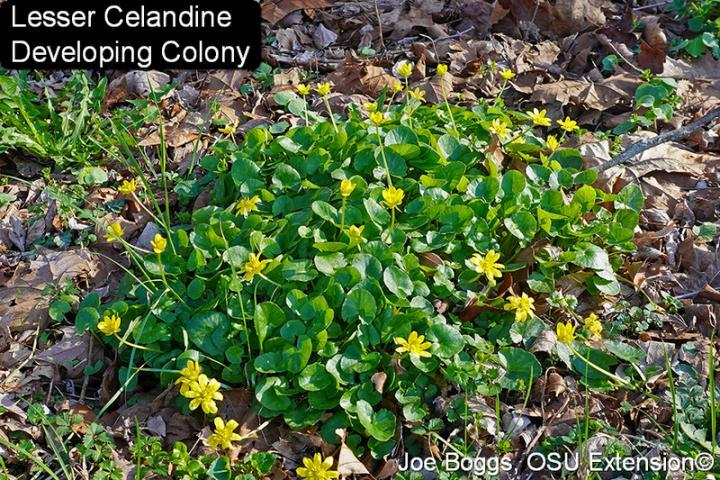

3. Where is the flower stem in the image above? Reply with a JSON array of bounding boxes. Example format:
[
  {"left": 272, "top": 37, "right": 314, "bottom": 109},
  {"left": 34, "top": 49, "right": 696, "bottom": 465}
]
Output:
[
  {"left": 302, "top": 94, "right": 309, "bottom": 125},
  {"left": 158, "top": 254, "right": 187, "bottom": 306},
  {"left": 131, "top": 192, "right": 165, "bottom": 227},
  {"left": 569, "top": 345, "right": 631, "bottom": 387},
  {"left": 375, "top": 129, "right": 393, "bottom": 187},
  {"left": 385, "top": 208, "right": 396, "bottom": 243},
  {"left": 113, "top": 333, "right": 161, "bottom": 352},
  {"left": 503, "top": 125, "right": 532, "bottom": 147},
  {"left": 340, "top": 198, "right": 346, "bottom": 232},
  {"left": 323, "top": 97, "right": 338, "bottom": 133},
  {"left": 494, "top": 79, "right": 508, "bottom": 106},
  {"left": 440, "top": 82, "right": 458, "bottom": 137},
  {"left": 259, "top": 273, "right": 282, "bottom": 288}
]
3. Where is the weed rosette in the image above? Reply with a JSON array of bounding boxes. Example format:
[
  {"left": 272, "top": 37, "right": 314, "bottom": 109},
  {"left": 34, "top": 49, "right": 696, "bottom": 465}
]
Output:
[{"left": 85, "top": 87, "right": 643, "bottom": 458}]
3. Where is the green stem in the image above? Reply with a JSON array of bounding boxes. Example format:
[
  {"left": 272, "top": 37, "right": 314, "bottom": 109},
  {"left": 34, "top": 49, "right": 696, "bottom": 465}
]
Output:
[
  {"left": 259, "top": 273, "right": 282, "bottom": 288},
  {"left": 0, "top": 437, "right": 60, "bottom": 480},
  {"left": 569, "top": 345, "right": 631, "bottom": 387},
  {"left": 494, "top": 79, "right": 508, "bottom": 106},
  {"left": 302, "top": 94, "right": 309, "bottom": 125},
  {"left": 114, "top": 237, "right": 154, "bottom": 285},
  {"left": 131, "top": 192, "right": 165, "bottom": 227},
  {"left": 340, "top": 198, "right": 346, "bottom": 232},
  {"left": 157, "top": 121, "right": 177, "bottom": 255},
  {"left": 323, "top": 97, "right": 338, "bottom": 132},
  {"left": 440, "top": 82, "right": 458, "bottom": 137},
  {"left": 158, "top": 254, "right": 187, "bottom": 306},
  {"left": 710, "top": 326, "right": 717, "bottom": 455},
  {"left": 375, "top": 129, "right": 392, "bottom": 187},
  {"left": 385, "top": 208, "right": 396, "bottom": 243},
  {"left": 662, "top": 338, "right": 679, "bottom": 449},
  {"left": 113, "top": 333, "right": 161, "bottom": 353},
  {"left": 503, "top": 125, "right": 532, "bottom": 147}
]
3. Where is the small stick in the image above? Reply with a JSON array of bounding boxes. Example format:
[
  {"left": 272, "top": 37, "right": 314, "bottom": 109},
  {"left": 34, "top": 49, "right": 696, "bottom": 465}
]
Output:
[
  {"left": 633, "top": 1, "right": 671, "bottom": 11},
  {"left": 374, "top": 0, "right": 386, "bottom": 52},
  {"left": 598, "top": 107, "right": 720, "bottom": 172},
  {"left": 596, "top": 33, "right": 645, "bottom": 74}
]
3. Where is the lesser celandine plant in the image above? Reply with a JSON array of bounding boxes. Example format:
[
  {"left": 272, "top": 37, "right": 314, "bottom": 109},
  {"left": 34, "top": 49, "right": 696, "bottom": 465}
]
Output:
[{"left": 82, "top": 70, "right": 646, "bottom": 460}]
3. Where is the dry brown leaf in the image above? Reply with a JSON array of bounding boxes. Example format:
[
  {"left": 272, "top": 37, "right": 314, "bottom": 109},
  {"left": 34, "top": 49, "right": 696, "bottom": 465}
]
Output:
[
  {"left": 638, "top": 40, "right": 666, "bottom": 74},
  {"left": 663, "top": 53, "right": 720, "bottom": 80},
  {"left": 388, "top": 5, "right": 438, "bottom": 41},
  {"left": 138, "top": 126, "right": 199, "bottom": 148},
  {"left": 337, "top": 441, "right": 371, "bottom": 477},
  {"left": 35, "top": 327, "right": 91, "bottom": 379},
  {"left": 262, "top": 0, "right": 331, "bottom": 25},
  {"left": 530, "top": 74, "right": 639, "bottom": 111},
  {"left": 328, "top": 58, "right": 398, "bottom": 97},
  {"left": 0, "top": 249, "right": 95, "bottom": 334},
  {"left": 370, "top": 372, "right": 387, "bottom": 393}
]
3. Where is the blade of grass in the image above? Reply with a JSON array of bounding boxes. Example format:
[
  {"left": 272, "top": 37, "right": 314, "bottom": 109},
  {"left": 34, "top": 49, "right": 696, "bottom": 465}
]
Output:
[
  {"left": 0, "top": 437, "right": 61, "bottom": 480},
  {"left": 662, "top": 339, "right": 679, "bottom": 450},
  {"left": 710, "top": 325, "right": 717, "bottom": 455}
]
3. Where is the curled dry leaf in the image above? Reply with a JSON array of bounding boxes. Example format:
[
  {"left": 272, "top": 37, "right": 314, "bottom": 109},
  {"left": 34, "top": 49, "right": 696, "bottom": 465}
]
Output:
[{"left": 337, "top": 440, "right": 371, "bottom": 477}]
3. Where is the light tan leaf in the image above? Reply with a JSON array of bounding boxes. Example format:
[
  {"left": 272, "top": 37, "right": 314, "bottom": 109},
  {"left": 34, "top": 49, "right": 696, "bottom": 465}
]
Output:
[{"left": 337, "top": 441, "right": 371, "bottom": 477}]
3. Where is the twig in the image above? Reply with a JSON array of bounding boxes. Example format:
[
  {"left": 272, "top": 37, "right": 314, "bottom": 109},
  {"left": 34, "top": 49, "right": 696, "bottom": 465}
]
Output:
[
  {"left": 596, "top": 33, "right": 645, "bottom": 74},
  {"left": 598, "top": 107, "right": 720, "bottom": 171},
  {"left": 397, "top": 26, "right": 475, "bottom": 46},
  {"left": 374, "top": 0, "right": 386, "bottom": 52},
  {"left": 633, "top": 1, "right": 672, "bottom": 11}
]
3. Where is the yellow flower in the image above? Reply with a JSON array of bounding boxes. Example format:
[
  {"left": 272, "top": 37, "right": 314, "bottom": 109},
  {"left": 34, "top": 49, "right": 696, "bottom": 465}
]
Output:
[
  {"left": 236, "top": 195, "right": 261, "bottom": 217},
  {"left": 489, "top": 118, "right": 510, "bottom": 139},
  {"left": 118, "top": 179, "right": 137, "bottom": 195},
  {"left": 557, "top": 117, "right": 579, "bottom": 132},
  {"left": 394, "top": 331, "right": 432, "bottom": 358},
  {"left": 408, "top": 87, "right": 426, "bottom": 102},
  {"left": 206, "top": 417, "right": 242, "bottom": 450},
  {"left": 500, "top": 69, "right": 515, "bottom": 81},
  {"left": 340, "top": 179, "right": 356, "bottom": 198},
  {"left": 526, "top": 108, "right": 551, "bottom": 127},
  {"left": 150, "top": 233, "right": 167, "bottom": 254},
  {"left": 504, "top": 293, "right": 536, "bottom": 322},
  {"left": 315, "top": 82, "right": 332, "bottom": 96},
  {"left": 297, "top": 83, "right": 311, "bottom": 96},
  {"left": 512, "top": 136, "right": 526, "bottom": 145},
  {"left": 437, "top": 64, "right": 448, "bottom": 77},
  {"left": 393, "top": 82, "right": 403, "bottom": 93},
  {"left": 397, "top": 62, "right": 413, "bottom": 78},
  {"left": 469, "top": 250, "right": 504, "bottom": 286},
  {"left": 364, "top": 102, "right": 378, "bottom": 113},
  {"left": 218, "top": 122, "right": 238, "bottom": 135},
  {"left": 296, "top": 453, "right": 338, "bottom": 480},
  {"left": 347, "top": 225, "right": 364, "bottom": 240},
  {"left": 185, "top": 374, "right": 223, "bottom": 415},
  {"left": 97, "top": 314, "right": 121, "bottom": 336},
  {"left": 381, "top": 186, "right": 404, "bottom": 209},
  {"left": 243, "top": 253, "right": 271, "bottom": 282},
  {"left": 104, "top": 222, "right": 124, "bottom": 242},
  {"left": 585, "top": 313, "right": 603, "bottom": 338},
  {"left": 369, "top": 111, "right": 385, "bottom": 126},
  {"left": 175, "top": 360, "right": 201, "bottom": 396},
  {"left": 546, "top": 135, "right": 560, "bottom": 151},
  {"left": 556, "top": 321, "right": 577, "bottom": 345}
]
